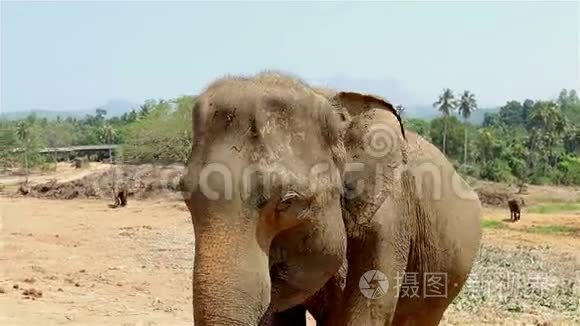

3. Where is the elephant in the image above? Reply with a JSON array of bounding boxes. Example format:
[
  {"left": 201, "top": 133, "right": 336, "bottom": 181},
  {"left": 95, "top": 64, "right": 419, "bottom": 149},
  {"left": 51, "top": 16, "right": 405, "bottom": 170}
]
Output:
[
  {"left": 181, "top": 71, "right": 482, "bottom": 326},
  {"left": 507, "top": 198, "right": 521, "bottom": 221}
]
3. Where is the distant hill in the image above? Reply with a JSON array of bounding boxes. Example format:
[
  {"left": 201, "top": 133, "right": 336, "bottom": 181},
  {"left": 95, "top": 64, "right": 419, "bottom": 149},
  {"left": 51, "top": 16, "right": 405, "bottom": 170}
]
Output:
[
  {"left": 308, "top": 75, "right": 422, "bottom": 106},
  {"left": 1, "top": 109, "right": 84, "bottom": 120},
  {"left": 99, "top": 99, "right": 138, "bottom": 117},
  {"left": 1, "top": 86, "right": 500, "bottom": 125},
  {"left": 460, "top": 107, "right": 500, "bottom": 125},
  {"left": 1, "top": 99, "right": 137, "bottom": 121}
]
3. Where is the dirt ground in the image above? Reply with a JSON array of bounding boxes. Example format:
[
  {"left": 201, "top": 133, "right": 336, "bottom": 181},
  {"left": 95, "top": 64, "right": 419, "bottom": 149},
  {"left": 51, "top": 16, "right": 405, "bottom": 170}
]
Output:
[
  {"left": 1, "top": 196, "right": 578, "bottom": 325},
  {"left": 0, "top": 197, "right": 193, "bottom": 326}
]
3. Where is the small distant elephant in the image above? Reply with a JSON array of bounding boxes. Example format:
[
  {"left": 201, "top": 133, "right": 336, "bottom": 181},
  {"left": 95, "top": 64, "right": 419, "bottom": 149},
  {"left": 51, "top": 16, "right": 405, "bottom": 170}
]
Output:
[
  {"left": 508, "top": 199, "right": 521, "bottom": 221},
  {"left": 182, "top": 72, "right": 482, "bottom": 326},
  {"left": 111, "top": 184, "right": 128, "bottom": 208}
]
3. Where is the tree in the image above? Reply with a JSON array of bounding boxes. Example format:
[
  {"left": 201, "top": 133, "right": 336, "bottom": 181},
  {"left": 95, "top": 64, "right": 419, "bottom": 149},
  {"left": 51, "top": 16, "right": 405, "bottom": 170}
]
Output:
[
  {"left": 429, "top": 116, "right": 464, "bottom": 161},
  {"left": 433, "top": 88, "right": 456, "bottom": 155},
  {"left": 139, "top": 100, "right": 157, "bottom": 118},
  {"left": 569, "top": 89, "right": 579, "bottom": 105},
  {"left": 45, "top": 122, "right": 74, "bottom": 148},
  {"left": 558, "top": 89, "right": 569, "bottom": 107},
  {"left": 557, "top": 89, "right": 579, "bottom": 108},
  {"left": 482, "top": 112, "right": 500, "bottom": 127},
  {"left": 95, "top": 108, "right": 107, "bottom": 120},
  {"left": 458, "top": 90, "right": 477, "bottom": 165},
  {"left": 16, "top": 121, "right": 31, "bottom": 182},
  {"left": 99, "top": 124, "right": 117, "bottom": 144},
  {"left": 405, "top": 118, "right": 429, "bottom": 137},
  {"left": 522, "top": 99, "right": 534, "bottom": 127},
  {"left": 527, "top": 101, "right": 568, "bottom": 175},
  {"left": 121, "top": 96, "right": 195, "bottom": 164},
  {"left": 499, "top": 101, "right": 524, "bottom": 127},
  {"left": 395, "top": 104, "right": 405, "bottom": 116},
  {"left": 99, "top": 124, "right": 118, "bottom": 163}
]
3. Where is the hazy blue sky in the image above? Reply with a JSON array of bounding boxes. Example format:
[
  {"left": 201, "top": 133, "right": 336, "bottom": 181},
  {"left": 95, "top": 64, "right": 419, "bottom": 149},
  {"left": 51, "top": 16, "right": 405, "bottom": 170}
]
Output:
[{"left": 1, "top": 1, "right": 578, "bottom": 112}]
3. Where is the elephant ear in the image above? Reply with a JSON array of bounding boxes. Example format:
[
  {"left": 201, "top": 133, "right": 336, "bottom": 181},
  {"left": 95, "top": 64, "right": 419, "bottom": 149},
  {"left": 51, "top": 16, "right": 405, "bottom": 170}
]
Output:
[
  {"left": 333, "top": 92, "right": 406, "bottom": 141},
  {"left": 331, "top": 91, "right": 408, "bottom": 233}
]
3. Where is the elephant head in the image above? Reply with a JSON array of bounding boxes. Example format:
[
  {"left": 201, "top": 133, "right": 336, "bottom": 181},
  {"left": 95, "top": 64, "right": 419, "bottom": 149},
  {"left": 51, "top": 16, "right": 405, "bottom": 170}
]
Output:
[{"left": 181, "top": 72, "right": 406, "bottom": 325}]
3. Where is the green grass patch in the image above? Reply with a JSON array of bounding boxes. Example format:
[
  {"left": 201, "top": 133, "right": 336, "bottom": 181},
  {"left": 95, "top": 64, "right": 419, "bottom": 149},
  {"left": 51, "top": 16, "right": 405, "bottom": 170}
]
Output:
[
  {"left": 526, "top": 225, "right": 577, "bottom": 235},
  {"left": 481, "top": 220, "right": 506, "bottom": 229},
  {"left": 527, "top": 203, "right": 580, "bottom": 214}
]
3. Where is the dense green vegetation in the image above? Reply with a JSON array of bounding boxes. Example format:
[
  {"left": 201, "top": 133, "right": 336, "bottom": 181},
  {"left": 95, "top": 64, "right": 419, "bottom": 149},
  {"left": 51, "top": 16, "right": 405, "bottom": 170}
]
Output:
[
  {"left": 1, "top": 88, "right": 579, "bottom": 186},
  {"left": 407, "top": 89, "right": 579, "bottom": 185}
]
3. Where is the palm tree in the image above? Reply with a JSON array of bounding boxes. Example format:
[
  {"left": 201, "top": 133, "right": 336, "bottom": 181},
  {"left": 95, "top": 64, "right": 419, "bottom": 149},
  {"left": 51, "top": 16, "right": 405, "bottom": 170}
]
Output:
[
  {"left": 16, "top": 121, "right": 31, "bottom": 183},
  {"left": 395, "top": 104, "right": 406, "bottom": 116},
  {"left": 99, "top": 124, "right": 117, "bottom": 163},
  {"left": 528, "top": 101, "right": 567, "bottom": 172},
  {"left": 433, "top": 88, "right": 457, "bottom": 154},
  {"left": 139, "top": 102, "right": 154, "bottom": 118},
  {"left": 458, "top": 90, "right": 477, "bottom": 164}
]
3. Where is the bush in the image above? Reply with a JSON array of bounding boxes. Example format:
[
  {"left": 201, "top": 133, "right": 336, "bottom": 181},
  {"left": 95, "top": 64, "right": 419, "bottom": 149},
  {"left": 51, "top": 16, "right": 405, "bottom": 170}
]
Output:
[
  {"left": 120, "top": 97, "right": 194, "bottom": 164},
  {"left": 39, "top": 162, "right": 56, "bottom": 172},
  {"left": 556, "top": 155, "right": 580, "bottom": 185},
  {"left": 480, "top": 159, "right": 515, "bottom": 183},
  {"left": 458, "top": 164, "right": 481, "bottom": 178}
]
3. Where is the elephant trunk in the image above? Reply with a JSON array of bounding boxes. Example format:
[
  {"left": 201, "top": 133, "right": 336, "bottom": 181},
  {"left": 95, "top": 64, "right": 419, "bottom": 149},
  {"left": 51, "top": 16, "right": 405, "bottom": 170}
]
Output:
[{"left": 193, "top": 228, "right": 271, "bottom": 326}]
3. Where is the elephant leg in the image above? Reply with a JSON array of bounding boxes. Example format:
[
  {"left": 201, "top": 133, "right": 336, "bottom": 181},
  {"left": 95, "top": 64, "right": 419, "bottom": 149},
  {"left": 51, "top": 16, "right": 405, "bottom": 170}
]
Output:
[
  {"left": 304, "top": 265, "right": 347, "bottom": 326},
  {"left": 259, "top": 304, "right": 307, "bottom": 326},
  {"left": 392, "top": 297, "right": 449, "bottom": 326},
  {"left": 331, "top": 200, "right": 411, "bottom": 325},
  {"left": 393, "top": 271, "right": 467, "bottom": 326}
]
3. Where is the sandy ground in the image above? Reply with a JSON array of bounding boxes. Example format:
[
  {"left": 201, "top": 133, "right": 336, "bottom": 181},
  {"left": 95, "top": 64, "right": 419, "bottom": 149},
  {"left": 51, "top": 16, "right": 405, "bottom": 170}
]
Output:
[
  {"left": 482, "top": 207, "right": 580, "bottom": 249},
  {"left": 0, "top": 162, "right": 112, "bottom": 187},
  {"left": 1, "top": 197, "right": 579, "bottom": 325},
  {"left": 0, "top": 197, "right": 193, "bottom": 326}
]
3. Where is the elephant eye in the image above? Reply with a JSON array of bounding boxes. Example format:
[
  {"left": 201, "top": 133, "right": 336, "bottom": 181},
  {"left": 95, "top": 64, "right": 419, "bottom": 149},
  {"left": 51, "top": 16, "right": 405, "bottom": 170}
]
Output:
[
  {"left": 276, "top": 191, "right": 302, "bottom": 212},
  {"left": 275, "top": 190, "right": 312, "bottom": 219}
]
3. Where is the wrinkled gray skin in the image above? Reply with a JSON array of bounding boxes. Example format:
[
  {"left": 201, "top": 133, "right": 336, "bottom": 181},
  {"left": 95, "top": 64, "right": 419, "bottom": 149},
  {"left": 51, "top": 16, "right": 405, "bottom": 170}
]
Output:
[{"left": 181, "top": 72, "right": 482, "bottom": 326}]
